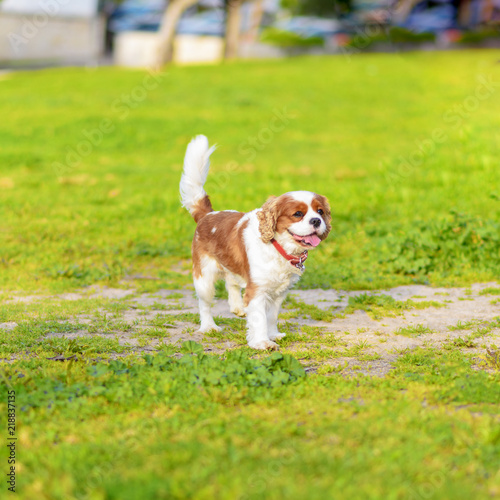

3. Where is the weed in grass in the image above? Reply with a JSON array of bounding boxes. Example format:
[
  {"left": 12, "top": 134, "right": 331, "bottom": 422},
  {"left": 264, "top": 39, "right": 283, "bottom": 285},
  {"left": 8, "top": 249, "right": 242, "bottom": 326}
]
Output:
[
  {"left": 396, "top": 324, "right": 434, "bottom": 337},
  {"left": 43, "top": 261, "right": 127, "bottom": 287},
  {"left": 278, "top": 322, "right": 299, "bottom": 335},
  {"left": 203, "top": 329, "right": 244, "bottom": 346},
  {"left": 140, "top": 328, "right": 171, "bottom": 339},
  {"left": 448, "top": 319, "right": 483, "bottom": 331},
  {"left": 285, "top": 346, "right": 341, "bottom": 360},
  {"left": 320, "top": 334, "right": 348, "bottom": 348},
  {"left": 136, "top": 337, "right": 150, "bottom": 348},
  {"left": 345, "top": 294, "right": 444, "bottom": 320},
  {"left": 376, "top": 211, "right": 500, "bottom": 277},
  {"left": 454, "top": 317, "right": 500, "bottom": 340},
  {"left": 484, "top": 348, "right": 500, "bottom": 370},
  {"left": 394, "top": 347, "right": 500, "bottom": 404},
  {"left": 105, "top": 300, "right": 137, "bottom": 313},
  {"left": 316, "top": 362, "right": 349, "bottom": 375},
  {"left": 215, "top": 317, "right": 246, "bottom": 330},
  {"left": 340, "top": 344, "right": 369, "bottom": 360},
  {"left": 147, "top": 314, "right": 177, "bottom": 329},
  {"left": 2, "top": 347, "right": 306, "bottom": 411},
  {"left": 40, "top": 335, "right": 128, "bottom": 357},
  {"left": 291, "top": 342, "right": 371, "bottom": 361},
  {"left": 479, "top": 287, "right": 500, "bottom": 295},
  {"left": 0, "top": 320, "right": 81, "bottom": 354},
  {"left": 151, "top": 301, "right": 186, "bottom": 311},
  {"left": 156, "top": 343, "right": 182, "bottom": 356},
  {"left": 113, "top": 319, "right": 137, "bottom": 332},
  {"left": 170, "top": 312, "right": 200, "bottom": 323},
  {"left": 41, "top": 338, "right": 93, "bottom": 357},
  {"left": 451, "top": 337, "right": 477, "bottom": 349},
  {"left": 279, "top": 311, "right": 300, "bottom": 320},
  {"left": 300, "top": 325, "right": 326, "bottom": 337},
  {"left": 282, "top": 296, "right": 334, "bottom": 321},
  {"left": 86, "top": 312, "right": 115, "bottom": 334},
  {"left": 357, "top": 354, "right": 382, "bottom": 361}
]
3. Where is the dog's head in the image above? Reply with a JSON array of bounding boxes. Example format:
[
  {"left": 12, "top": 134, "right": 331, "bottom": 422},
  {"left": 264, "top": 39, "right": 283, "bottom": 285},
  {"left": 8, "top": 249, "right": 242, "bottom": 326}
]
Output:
[{"left": 257, "top": 191, "right": 331, "bottom": 252}]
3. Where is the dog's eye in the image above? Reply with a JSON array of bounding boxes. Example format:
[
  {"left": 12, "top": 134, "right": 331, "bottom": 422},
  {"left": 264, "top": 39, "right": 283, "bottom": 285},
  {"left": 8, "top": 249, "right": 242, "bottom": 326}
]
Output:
[
  {"left": 317, "top": 209, "right": 324, "bottom": 215},
  {"left": 293, "top": 211, "right": 303, "bottom": 218}
]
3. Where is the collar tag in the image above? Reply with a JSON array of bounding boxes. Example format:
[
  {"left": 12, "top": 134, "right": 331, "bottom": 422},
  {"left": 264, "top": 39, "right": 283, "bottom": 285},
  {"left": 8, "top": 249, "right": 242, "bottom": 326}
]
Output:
[{"left": 270, "top": 239, "right": 308, "bottom": 271}]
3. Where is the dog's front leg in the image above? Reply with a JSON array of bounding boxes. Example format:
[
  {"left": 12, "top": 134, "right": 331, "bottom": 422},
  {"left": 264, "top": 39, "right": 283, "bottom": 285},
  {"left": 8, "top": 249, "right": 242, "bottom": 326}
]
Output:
[
  {"left": 245, "top": 294, "right": 278, "bottom": 350},
  {"left": 267, "top": 293, "right": 287, "bottom": 341}
]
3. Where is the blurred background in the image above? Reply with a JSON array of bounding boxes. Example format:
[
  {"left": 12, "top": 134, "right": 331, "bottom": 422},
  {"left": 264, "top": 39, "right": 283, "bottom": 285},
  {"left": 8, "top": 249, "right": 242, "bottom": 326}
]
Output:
[{"left": 1, "top": 0, "right": 499, "bottom": 69}]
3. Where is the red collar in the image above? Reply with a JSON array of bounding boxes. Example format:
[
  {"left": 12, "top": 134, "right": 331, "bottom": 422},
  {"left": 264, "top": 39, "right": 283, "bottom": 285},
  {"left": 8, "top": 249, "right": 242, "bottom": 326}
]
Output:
[{"left": 271, "top": 238, "right": 308, "bottom": 269}]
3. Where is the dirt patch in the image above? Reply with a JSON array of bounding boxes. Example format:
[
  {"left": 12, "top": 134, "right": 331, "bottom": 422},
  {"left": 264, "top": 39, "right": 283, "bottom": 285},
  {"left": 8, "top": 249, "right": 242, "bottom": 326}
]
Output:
[
  {"left": 147, "top": 283, "right": 497, "bottom": 374},
  {"left": 3, "top": 283, "right": 499, "bottom": 375}
]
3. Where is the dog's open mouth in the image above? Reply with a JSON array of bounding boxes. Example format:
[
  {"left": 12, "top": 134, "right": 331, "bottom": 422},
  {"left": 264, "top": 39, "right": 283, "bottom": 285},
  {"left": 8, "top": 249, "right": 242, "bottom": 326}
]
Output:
[{"left": 288, "top": 231, "right": 321, "bottom": 247}]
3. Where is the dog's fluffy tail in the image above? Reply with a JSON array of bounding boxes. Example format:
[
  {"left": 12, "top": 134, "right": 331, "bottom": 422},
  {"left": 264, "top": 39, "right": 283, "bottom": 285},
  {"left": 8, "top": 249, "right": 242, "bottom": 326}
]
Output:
[{"left": 180, "top": 135, "right": 216, "bottom": 223}]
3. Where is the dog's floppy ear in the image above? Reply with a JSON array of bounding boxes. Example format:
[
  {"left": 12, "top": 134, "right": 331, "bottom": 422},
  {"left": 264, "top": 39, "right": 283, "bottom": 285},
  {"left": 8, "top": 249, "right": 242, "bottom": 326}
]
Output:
[
  {"left": 257, "top": 195, "right": 279, "bottom": 243},
  {"left": 317, "top": 194, "right": 332, "bottom": 240}
]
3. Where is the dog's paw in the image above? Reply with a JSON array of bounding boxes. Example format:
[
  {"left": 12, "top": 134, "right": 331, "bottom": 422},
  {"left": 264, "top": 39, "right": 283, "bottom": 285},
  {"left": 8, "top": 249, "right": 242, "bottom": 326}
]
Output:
[
  {"left": 248, "top": 340, "right": 279, "bottom": 351},
  {"left": 230, "top": 307, "right": 246, "bottom": 318},
  {"left": 268, "top": 332, "right": 286, "bottom": 341},
  {"left": 197, "top": 324, "right": 222, "bottom": 334}
]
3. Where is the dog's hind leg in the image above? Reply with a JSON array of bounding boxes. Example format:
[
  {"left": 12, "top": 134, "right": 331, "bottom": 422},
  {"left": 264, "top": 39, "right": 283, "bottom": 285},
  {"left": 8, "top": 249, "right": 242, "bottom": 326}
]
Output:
[
  {"left": 193, "top": 257, "right": 222, "bottom": 333},
  {"left": 225, "top": 273, "right": 246, "bottom": 317}
]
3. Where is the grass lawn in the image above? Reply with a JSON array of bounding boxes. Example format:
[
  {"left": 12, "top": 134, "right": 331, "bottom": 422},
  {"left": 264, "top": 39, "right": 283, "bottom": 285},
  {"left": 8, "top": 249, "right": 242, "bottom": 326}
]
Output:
[
  {"left": 0, "top": 50, "right": 500, "bottom": 292},
  {"left": 0, "top": 51, "right": 499, "bottom": 499}
]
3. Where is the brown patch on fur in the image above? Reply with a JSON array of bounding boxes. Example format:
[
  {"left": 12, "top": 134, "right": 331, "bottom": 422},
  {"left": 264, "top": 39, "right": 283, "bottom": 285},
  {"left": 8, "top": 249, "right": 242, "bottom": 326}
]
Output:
[
  {"left": 275, "top": 198, "right": 308, "bottom": 235},
  {"left": 243, "top": 282, "right": 258, "bottom": 307},
  {"left": 192, "top": 242, "right": 205, "bottom": 280},
  {"left": 192, "top": 211, "right": 252, "bottom": 286},
  {"left": 191, "top": 195, "right": 213, "bottom": 223},
  {"left": 258, "top": 194, "right": 311, "bottom": 243},
  {"left": 312, "top": 194, "right": 332, "bottom": 240}
]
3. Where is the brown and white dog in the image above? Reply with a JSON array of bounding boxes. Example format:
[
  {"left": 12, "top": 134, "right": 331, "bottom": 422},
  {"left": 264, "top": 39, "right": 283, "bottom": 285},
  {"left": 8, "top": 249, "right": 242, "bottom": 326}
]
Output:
[{"left": 180, "top": 135, "right": 331, "bottom": 350}]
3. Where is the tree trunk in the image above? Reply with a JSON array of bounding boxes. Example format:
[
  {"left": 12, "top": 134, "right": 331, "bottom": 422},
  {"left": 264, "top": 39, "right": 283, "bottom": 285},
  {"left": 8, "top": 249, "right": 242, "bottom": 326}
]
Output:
[
  {"left": 224, "top": 0, "right": 244, "bottom": 60},
  {"left": 155, "top": 0, "right": 198, "bottom": 69},
  {"left": 246, "top": 0, "right": 264, "bottom": 42},
  {"left": 393, "top": 0, "right": 420, "bottom": 23}
]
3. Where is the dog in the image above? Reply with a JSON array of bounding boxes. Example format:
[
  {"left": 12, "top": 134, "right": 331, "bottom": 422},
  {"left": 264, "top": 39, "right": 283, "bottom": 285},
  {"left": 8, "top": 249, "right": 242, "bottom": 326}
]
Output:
[{"left": 180, "top": 135, "right": 331, "bottom": 350}]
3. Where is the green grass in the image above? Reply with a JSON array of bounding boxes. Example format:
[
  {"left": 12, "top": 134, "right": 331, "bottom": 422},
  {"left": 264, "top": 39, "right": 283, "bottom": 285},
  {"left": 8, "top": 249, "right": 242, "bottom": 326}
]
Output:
[
  {"left": 396, "top": 323, "right": 434, "bottom": 337},
  {"left": 479, "top": 287, "right": 500, "bottom": 295},
  {"left": 1, "top": 50, "right": 500, "bottom": 293},
  {"left": 0, "top": 293, "right": 498, "bottom": 499},
  {"left": 345, "top": 293, "right": 444, "bottom": 320},
  {"left": 1, "top": 51, "right": 500, "bottom": 499},
  {"left": 1, "top": 346, "right": 499, "bottom": 500}
]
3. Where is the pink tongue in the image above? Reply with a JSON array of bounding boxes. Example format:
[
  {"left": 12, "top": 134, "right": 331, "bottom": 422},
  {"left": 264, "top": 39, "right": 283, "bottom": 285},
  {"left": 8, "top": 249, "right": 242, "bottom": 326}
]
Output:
[{"left": 303, "top": 234, "right": 321, "bottom": 247}]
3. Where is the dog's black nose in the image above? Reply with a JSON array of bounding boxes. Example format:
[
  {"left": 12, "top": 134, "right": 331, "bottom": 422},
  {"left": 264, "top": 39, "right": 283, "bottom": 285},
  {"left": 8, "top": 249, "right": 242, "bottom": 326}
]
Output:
[{"left": 310, "top": 218, "right": 321, "bottom": 229}]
